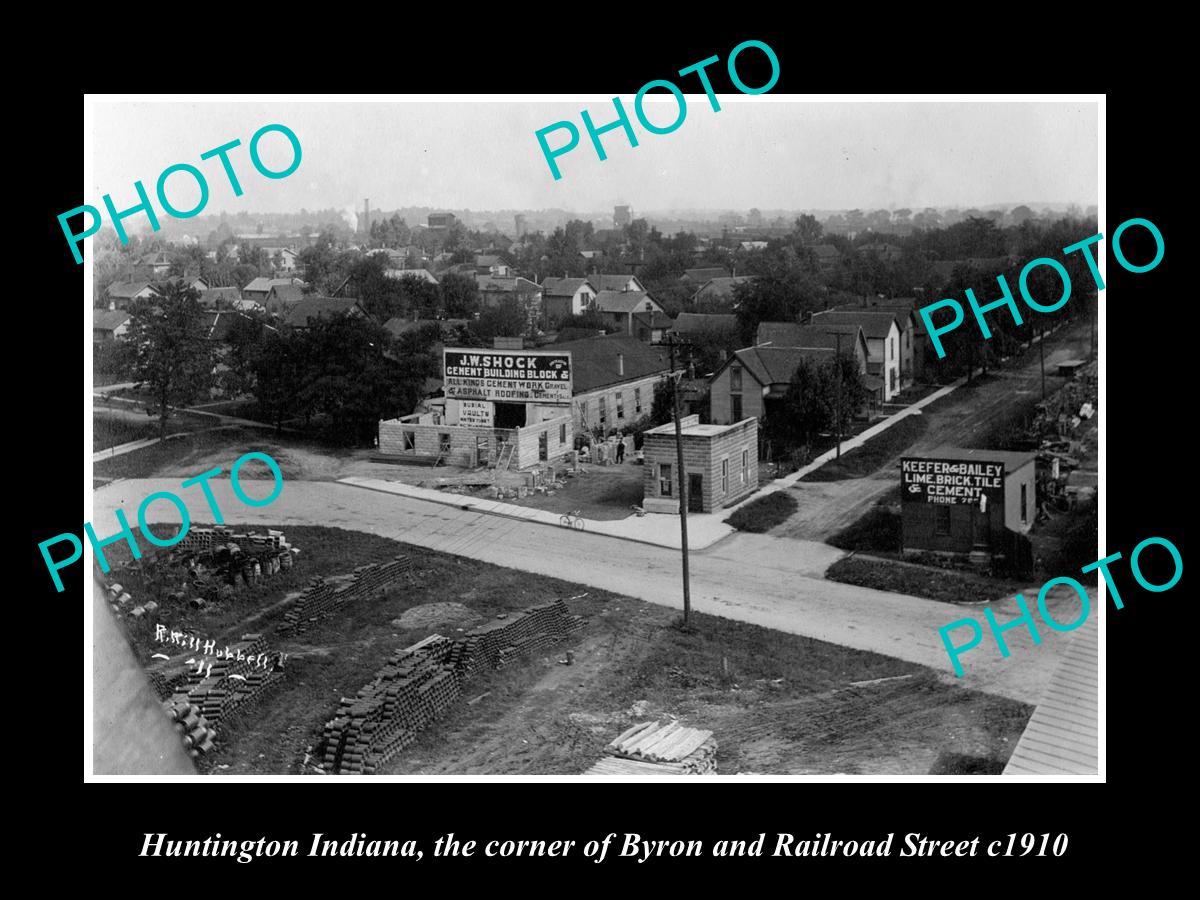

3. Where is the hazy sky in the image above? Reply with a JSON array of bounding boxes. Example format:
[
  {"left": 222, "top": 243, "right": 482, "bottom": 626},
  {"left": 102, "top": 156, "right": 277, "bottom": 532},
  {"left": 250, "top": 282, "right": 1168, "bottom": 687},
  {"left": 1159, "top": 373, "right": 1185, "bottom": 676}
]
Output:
[{"left": 88, "top": 99, "right": 1098, "bottom": 218}]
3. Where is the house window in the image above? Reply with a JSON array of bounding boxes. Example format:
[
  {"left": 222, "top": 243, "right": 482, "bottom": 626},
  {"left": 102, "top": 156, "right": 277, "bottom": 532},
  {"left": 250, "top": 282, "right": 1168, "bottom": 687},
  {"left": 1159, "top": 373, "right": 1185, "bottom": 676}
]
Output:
[
  {"left": 730, "top": 365, "right": 743, "bottom": 391},
  {"left": 599, "top": 396, "right": 608, "bottom": 426},
  {"left": 439, "top": 433, "right": 451, "bottom": 454},
  {"left": 891, "top": 337, "right": 896, "bottom": 359},
  {"left": 731, "top": 394, "right": 743, "bottom": 421},
  {"left": 560, "top": 423, "right": 567, "bottom": 444},
  {"left": 935, "top": 505, "right": 951, "bottom": 536},
  {"left": 616, "top": 392, "right": 625, "bottom": 419},
  {"left": 1020, "top": 484, "right": 1028, "bottom": 524},
  {"left": 403, "top": 430, "right": 416, "bottom": 451},
  {"left": 741, "top": 449, "right": 748, "bottom": 484},
  {"left": 635, "top": 387, "right": 643, "bottom": 414},
  {"left": 659, "top": 463, "right": 673, "bottom": 497},
  {"left": 721, "top": 458, "right": 729, "bottom": 495}
]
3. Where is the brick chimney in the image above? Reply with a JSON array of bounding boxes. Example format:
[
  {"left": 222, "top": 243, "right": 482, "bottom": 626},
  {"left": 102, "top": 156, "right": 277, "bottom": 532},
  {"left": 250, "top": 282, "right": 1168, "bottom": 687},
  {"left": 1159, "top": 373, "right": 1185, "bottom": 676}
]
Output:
[{"left": 617, "top": 353, "right": 625, "bottom": 377}]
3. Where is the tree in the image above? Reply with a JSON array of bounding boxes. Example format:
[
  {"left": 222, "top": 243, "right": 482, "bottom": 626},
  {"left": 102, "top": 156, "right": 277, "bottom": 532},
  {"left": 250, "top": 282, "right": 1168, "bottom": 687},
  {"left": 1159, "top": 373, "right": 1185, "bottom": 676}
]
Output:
[
  {"left": 793, "top": 214, "right": 823, "bottom": 245},
  {"left": 438, "top": 272, "right": 480, "bottom": 318},
  {"left": 474, "top": 299, "right": 528, "bottom": 341},
  {"left": 769, "top": 355, "right": 867, "bottom": 451},
  {"left": 1009, "top": 205, "right": 1035, "bottom": 225},
  {"left": 127, "top": 283, "right": 216, "bottom": 438},
  {"left": 297, "top": 315, "right": 431, "bottom": 444}
]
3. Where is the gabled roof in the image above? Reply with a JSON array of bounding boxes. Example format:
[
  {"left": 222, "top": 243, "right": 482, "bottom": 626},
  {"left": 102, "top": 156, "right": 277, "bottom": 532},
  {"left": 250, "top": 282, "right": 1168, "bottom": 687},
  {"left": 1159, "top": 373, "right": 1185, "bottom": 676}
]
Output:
[
  {"left": 106, "top": 281, "right": 158, "bottom": 298},
  {"left": 836, "top": 299, "right": 919, "bottom": 331},
  {"left": 387, "top": 268, "right": 439, "bottom": 285},
  {"left": 94, "top": 310, "right": 131, "bottom": 330},
  {"left": 592, "top": 273, "right": 645, "bottom": 292},
  {"left": 809, "top": 244, "right": 842, "bottom": 259},
  {"left": 593, "top": 290, "right": 659, "bottom": 314},
  {"left": 632, "top": 310, "right": 674, "bottom": 329},
  {"left": 683, "top": 266, "right": 730, "bottom": 282},
  {"left": 810, "top": 309, "right": 900, "bottom": 340},
  {"left": 243, "top": 276, "right": 296, "bottom": 293},
  {"left": 542, "top": 277, "right": 595, "bottom": 297},
  {"left": 474, "top": 254, "right": 510, "bottom": 268},
  {"left": 269, "top": 284, "right": 306, "bottom": 304},
  {"left": 549, "top": 334, "right": 671, "bottom": 393},
  {"left": 725, "top": 346, "right": 835, "bottom": 388},
  {"left": 756, "top": 322, "right": 868, "bottom": 358},
  {"left": 284, "top": 297, "right": 361, "bottom": 328},
  {"left": 477, "top": 275, "right": 541, "bottom": 293},
  {"left": 674, "top": 312, "right": 738, "bottom": 334},
  {"left": 693, "top": 276, "right": 754, "bottom": 299}
]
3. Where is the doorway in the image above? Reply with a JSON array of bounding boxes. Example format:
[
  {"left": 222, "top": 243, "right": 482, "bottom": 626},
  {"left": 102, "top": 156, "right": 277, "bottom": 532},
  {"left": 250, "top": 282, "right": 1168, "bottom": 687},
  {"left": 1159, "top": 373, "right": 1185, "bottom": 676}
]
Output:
[
  {"left": 688, "top": 473, "right": 704, "bottom": 513},
  {"left": 538, "top": 430, "right": 548, "bottom": 461}
]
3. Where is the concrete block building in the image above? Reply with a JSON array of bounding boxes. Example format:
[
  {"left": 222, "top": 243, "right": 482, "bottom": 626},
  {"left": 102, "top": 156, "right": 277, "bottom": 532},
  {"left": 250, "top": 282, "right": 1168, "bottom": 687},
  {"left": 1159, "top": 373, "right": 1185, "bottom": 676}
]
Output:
[{"left": 642, "top": 415, "right": 758, "bottom": 514}]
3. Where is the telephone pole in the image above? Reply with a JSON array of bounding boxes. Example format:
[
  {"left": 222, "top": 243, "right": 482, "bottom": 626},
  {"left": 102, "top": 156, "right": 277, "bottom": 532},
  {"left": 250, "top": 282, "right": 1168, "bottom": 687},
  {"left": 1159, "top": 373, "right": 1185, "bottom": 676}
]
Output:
[
  {"left": 834, "top": 331, "right": 843, "bottom": 459},
  {"left": 666, "top": 336, "right": 693, "bottom": 628},
  {"left": 1039, "top": 324, "right": 1046, "bottom": 401}
]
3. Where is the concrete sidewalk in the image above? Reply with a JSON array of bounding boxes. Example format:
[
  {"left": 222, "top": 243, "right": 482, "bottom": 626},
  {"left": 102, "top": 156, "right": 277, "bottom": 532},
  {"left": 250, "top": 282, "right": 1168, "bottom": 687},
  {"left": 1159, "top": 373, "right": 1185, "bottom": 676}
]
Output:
[{"left": 337, "top": 476, "right": 736, "bottom": 550}]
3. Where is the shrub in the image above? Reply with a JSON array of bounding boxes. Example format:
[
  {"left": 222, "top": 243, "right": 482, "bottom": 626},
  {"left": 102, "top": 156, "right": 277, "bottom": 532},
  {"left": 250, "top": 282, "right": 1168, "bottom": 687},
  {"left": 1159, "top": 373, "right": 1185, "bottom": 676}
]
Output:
[
  {"left": 725, "top": 491, "right": 797, "bottom": 533},
  {"left": 828, "top": 507, "right": 901, "bottom": 553}
]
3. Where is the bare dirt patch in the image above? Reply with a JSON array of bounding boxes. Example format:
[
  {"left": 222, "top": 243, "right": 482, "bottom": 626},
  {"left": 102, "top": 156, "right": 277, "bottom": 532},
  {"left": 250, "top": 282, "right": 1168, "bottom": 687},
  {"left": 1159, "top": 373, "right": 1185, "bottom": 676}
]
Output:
[{"left": 391, "top": 602, "right": 481, "bottom": 630}]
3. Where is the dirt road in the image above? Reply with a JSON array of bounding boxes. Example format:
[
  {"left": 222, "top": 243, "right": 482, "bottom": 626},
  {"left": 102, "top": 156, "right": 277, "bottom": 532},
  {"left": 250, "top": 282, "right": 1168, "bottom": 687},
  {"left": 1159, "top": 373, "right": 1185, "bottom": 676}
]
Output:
[
  {"left": 92, "top": 478, "right": 1085, "bottom": 704},
  {"left": 777, "top": 320, "right": 1095, "bottom": 541}
]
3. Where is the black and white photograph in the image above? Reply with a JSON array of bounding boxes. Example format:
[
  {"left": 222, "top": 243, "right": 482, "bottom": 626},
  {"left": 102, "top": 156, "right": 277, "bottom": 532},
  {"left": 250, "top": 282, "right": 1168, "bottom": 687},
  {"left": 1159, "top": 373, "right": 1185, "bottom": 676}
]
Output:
[{"left": 80, "top": 94, "right": 1104, "bottom": 781}]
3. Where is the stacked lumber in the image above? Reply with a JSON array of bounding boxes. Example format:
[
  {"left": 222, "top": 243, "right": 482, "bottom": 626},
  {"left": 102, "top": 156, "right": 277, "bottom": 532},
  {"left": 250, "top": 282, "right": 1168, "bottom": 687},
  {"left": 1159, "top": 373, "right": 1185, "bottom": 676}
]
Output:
[
  {"left": 582, "top": 756, "right": 701, "bottom": 777},
  {"left": 278, "top": 556, "right": 413, "bottom": 635},
  {"left": 603, "top": 721, "right": 717, "bottom": 774}
]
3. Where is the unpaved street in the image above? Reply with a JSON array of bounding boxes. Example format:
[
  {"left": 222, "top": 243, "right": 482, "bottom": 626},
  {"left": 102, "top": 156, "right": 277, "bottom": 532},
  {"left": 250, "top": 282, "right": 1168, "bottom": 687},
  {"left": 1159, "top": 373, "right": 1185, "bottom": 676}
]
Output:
[
  {"left": 92, "top": 477, "right": 1087, "bottom": 704},
  {"left": 777, "top": 320, "right": 1094, "bottom": 541}
]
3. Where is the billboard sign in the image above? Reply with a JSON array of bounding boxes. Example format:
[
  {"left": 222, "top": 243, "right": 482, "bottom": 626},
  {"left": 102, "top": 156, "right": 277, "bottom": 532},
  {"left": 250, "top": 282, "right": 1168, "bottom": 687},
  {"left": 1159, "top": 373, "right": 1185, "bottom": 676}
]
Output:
[
  {"left": 901, "top": 457, "right": 1005, "bottom": 506},
  {"left": 443, "top": 348, "right": 572, "bottom": 403}
]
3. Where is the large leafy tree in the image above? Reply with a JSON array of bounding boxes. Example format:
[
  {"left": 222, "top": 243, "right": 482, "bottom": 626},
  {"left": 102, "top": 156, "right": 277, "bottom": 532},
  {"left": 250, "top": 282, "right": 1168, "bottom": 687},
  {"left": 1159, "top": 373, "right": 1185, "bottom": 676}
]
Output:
[
  {"left": 438, "top": 272, "right": 480, "bottom": 318},
  {"left": 473, "top": 299, "right": 529, "bottom": 341},
  {"left": 769, "top": 355, "right": 867, "bottom": 450},
  {"left": 127, "top": 283, "right": 216, "bottom": 438}
]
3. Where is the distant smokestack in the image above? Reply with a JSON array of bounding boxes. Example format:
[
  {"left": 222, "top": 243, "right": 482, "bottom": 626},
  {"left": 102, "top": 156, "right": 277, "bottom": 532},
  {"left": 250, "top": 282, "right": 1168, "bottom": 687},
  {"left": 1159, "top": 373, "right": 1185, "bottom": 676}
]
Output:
[
  {"left": 363, "top": 198, "right": 370, "bottom": 234},
  {"left": 617, "top": 353, "right": 624, "bottom": 377}
]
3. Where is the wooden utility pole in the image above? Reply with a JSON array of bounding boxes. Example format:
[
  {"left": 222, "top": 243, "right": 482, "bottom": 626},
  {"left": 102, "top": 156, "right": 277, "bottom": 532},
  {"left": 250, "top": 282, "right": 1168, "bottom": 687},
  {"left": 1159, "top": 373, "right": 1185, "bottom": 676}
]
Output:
[
  {"left": 666, "top": 336, "right": 693, "bottom": 627},
  {"left": 1040, "top": 324, "right": 1047, "bottom": 401},
  {"left": 834, "top": 331, "right": 843, "bottom": 459}
]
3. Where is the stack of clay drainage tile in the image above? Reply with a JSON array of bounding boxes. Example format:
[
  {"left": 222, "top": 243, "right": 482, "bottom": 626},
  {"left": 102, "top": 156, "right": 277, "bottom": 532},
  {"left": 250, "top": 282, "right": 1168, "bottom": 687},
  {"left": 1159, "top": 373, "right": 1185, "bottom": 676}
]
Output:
[
  {"left": 278, "top": 556, "right": 413, "bottom": 635},
  {"left": 583, "top": 721, "right": 717, "bottom": 776},
  {"left": 321, "top": 599, "right": 586, "bottom": 774},
  {"left": 161, "top": 634, "right": 286, "bottom": 755},
  {"left": 322, "top": 637, "right": 461, "bottom": 775},
  {"left": 163, "top": 700, "right": 216, "bottom": 757}
]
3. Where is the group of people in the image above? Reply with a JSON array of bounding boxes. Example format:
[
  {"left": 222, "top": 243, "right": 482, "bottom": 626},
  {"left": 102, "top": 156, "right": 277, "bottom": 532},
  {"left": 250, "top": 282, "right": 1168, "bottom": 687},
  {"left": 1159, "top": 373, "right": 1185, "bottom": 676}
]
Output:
[{"left": 578, "top": 435, "right": 628, "bottom": 465}]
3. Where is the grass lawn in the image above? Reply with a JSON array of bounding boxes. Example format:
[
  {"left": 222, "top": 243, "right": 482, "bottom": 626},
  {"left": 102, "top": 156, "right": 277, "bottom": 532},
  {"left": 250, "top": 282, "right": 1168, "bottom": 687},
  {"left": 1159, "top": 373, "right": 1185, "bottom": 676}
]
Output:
[
  {"left": 725, "top": 491, "right": 798, "bottom": 532},
  {"left": 93, "top": 426, "right": 270, "bottom": 479},
  {"left": 828, "top": 501, "right": 902, "bottom": 554},
  {"left": 802, "top": 415, "right": 928, "bottom": 482},
  {"left": 825, "top": 556, "right": 1026, "bottom": 605},
  {"left": 104, "top": 524, "right": 1031, "bottom": 776}
]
